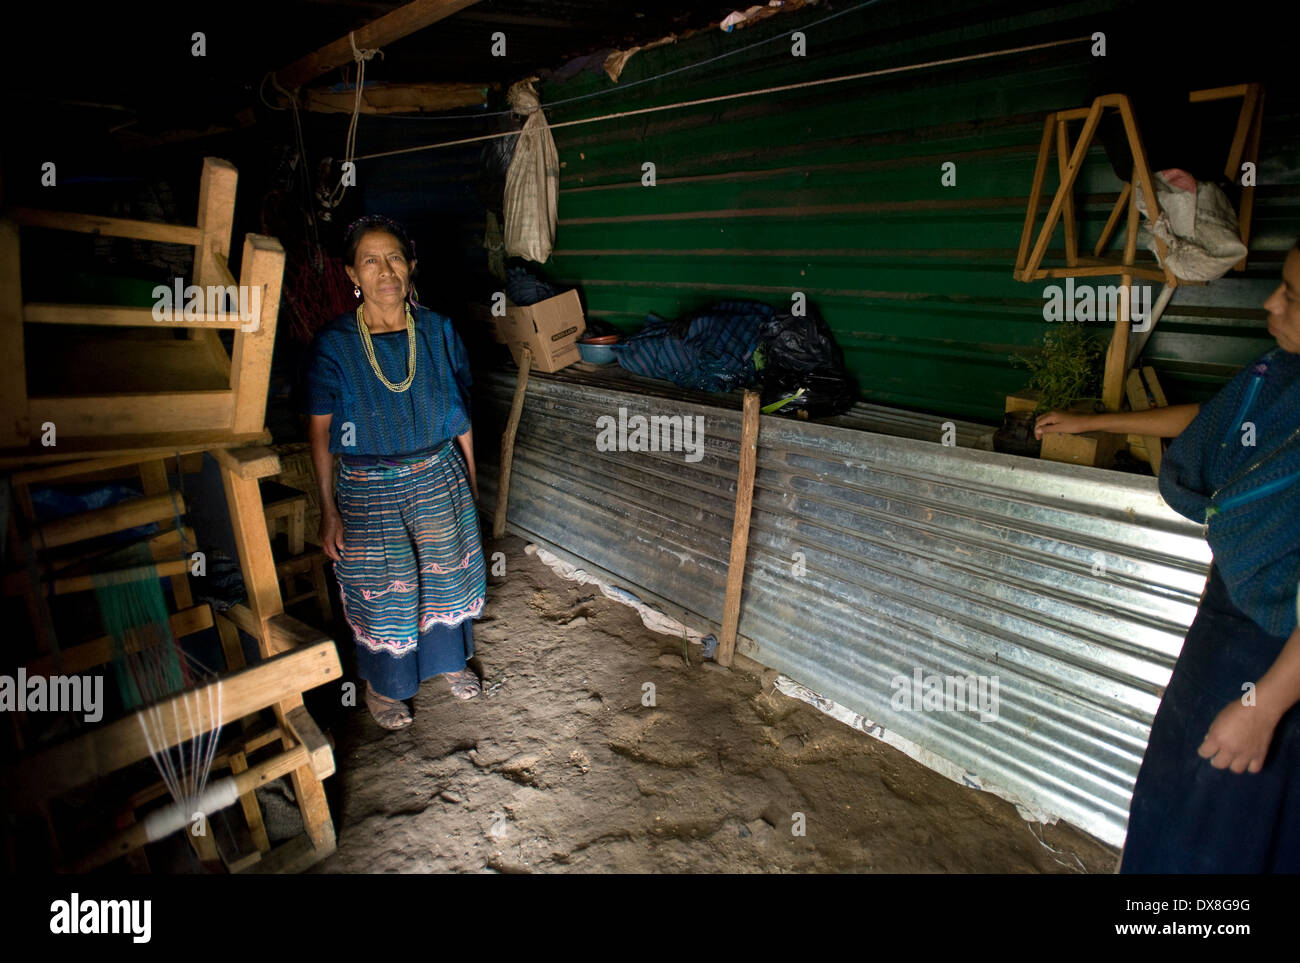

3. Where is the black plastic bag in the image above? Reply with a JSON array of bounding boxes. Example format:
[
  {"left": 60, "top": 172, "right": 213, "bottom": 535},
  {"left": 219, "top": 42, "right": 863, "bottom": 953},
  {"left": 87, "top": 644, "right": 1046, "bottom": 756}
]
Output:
[{"left": 756, "top": 305, "right": 856, "bottom": 417}]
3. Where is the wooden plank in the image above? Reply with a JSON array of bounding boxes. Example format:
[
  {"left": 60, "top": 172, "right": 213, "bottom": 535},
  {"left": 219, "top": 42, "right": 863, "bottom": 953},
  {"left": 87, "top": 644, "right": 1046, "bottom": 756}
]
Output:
[
  {"left": 273, "top": 0, "right": 482, "bottom": 90},
  {"left": 138, "top": 459, "right": 192, "bottom": 608},
  {"left": 229, "top": 235, "right": 285, "bottom": 431},
  {"left": 14, "top": 453, "right": 199, "bottom": 488},
  {"left": 1032, "top": 264, "right": 1168, "bottom": 281},
  {"left": 235, "top": 832, "right": 329, "bottom": 874},
  {"left": 1055, "top": 120, "right": 1078, "bottom": 266},
  {"left": 494, "top": 346, "right": 532, "bottom": 539},
  {"left": 1020, "top": 99, "right": 1105, "bottom": 279},
  {"left": 218, "top": 461, "right": 285, "bottom": 634},
  {"left": 284, "top": 705, "right": 336, "bottom": 780},
  {"left": 0, "top": 219, "right": 28, "bottom": 447},
  {"left": 1102, "top": 268, "right": 1135, "bottom": 412},
  {"left": 1143, "top": 366, "right": 1168, "bottom": 407},
  {"left": 2, "top": 641, "right": 342, "bottom": 803},
  {"left": 263, "top": 613, "right": 332, "bottom": 649},
  {"left": 24, "top": 304, "right": 244, "bottom": 329},
  {"left": 1235, "top": 86, "right": 1264, "bottom": 272},
  {"left": 191, "top": 158, "right": 239, "bottom": 367},
  {"left": 29, "top": 337, "right": 233, "bottom": 395},
  {"left": 1116, "top": 95, "right": 1165, "bottom": 274},
  {"left": 212, "top": 445, "right": 281, "bottom": 481},
  {"left": 194, "top": 158, "right": 238, "bottom": 289},
  {"left": 1189, "top": 84, "right": 1250, "bottom": 102},
  {"left": 0, "top": 429, "right": 270, "bottom": 468},
  {"left": 1126, "top": 369, "right": 1163, "bottom": 475},
  {"left": 48, "top": 558, "right": 189, "bottom": 595},
  {"left": 9, "top": 208, "right": 202, "bottom": 246},
  {"left": 22, "top": 605, "right": 213, "bottom": 676},
  {"left": 1093, "top": 182, "right": 1131, "bottom": 257},
  {"left": 76, "top": 744, "right": 311, "bottom": 872},
  {"left": 37, "top": 492, "right": 182, "bottom": 549},
  {"left": 717, "top": 390, "right": 761, "bottom": 668},
  {"left": 301, "top": 82, "right": 489, "bottom": 114},
  {"left": 1014, "top": 115, "right": 1056, "bottom": 277},
  {"left": 29, "top": 392, "right": 234, "bottom": 438},
  {"left": 1042, "top": 430, "right": 1122, "bottom": 468},
  {"left": 228, "top": 750, "right": 273, "bottom": 854},
  {"left": 1224, "top": 83, "right": 1260, "bottom": 180}
]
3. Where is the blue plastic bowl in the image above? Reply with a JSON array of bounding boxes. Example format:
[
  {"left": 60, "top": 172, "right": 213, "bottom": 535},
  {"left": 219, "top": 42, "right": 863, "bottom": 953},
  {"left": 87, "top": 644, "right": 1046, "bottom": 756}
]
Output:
[{"left": 578, "top": 342, "right": 618, "bottom": 365}]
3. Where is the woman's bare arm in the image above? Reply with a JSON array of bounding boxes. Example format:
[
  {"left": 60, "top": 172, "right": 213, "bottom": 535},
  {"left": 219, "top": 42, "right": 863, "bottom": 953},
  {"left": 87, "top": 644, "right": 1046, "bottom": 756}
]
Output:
[
  {"left": 1035, "top": 403, "right": 1201, "bottom": 440},
  {"left": 456, "top": 426, "right": 478, "bottom": 500},
  {"left": 1200, "top": 618, "right": 1300, "bottom": 773},
  {"left": 309, "top": 414, "right": 345, "bottom": 560}
]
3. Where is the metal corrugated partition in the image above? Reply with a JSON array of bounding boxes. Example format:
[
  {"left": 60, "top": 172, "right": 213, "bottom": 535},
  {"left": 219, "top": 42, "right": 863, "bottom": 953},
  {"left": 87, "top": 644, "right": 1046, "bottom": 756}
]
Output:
[{"left": 475, "top": 369, "right": 1211, "bottom": 847}]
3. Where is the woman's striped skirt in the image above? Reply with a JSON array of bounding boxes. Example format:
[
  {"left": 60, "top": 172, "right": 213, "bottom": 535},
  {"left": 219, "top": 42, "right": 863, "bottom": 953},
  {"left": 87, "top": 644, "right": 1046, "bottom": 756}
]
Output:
[{"left": 333, "top": 440, "right": 486, "bottom": 700}]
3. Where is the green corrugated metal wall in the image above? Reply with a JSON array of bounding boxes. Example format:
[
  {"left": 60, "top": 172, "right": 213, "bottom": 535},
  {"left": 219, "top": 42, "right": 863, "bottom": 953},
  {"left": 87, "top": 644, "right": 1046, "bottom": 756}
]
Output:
[{"left": 525, "top": 0, "right": 1298, "bottom": 421}]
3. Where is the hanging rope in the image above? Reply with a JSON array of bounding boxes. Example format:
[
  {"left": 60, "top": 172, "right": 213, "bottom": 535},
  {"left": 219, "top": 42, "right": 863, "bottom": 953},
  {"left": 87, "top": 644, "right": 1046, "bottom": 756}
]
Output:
[{"left": 321, "top": 31, "right": 384, "bottom": 212}]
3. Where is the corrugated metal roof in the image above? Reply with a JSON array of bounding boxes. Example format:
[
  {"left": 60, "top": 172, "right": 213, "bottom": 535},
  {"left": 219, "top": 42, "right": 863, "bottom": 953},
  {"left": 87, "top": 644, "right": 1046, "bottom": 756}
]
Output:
[{"left": 476, "top": 370, "right": 1211, "bottom": 846}]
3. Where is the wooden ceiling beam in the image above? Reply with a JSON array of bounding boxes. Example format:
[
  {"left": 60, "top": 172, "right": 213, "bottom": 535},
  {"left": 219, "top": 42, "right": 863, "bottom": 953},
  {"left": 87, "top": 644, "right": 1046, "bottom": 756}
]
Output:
[
  {"left": 300, "top": 81, "right": 491, "bottom": 114},
  {"left": 273, "top": 0, "right": 483, "bottom": 91}
]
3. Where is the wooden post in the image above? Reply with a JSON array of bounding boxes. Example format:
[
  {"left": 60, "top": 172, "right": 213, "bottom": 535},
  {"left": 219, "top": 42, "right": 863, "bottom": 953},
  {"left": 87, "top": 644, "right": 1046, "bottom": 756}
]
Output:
[
  {"left": 138, "top": 458, "right": 194, "bottom": 608},
  {"left": 1094, "top": 182, "right": 1132, "bottom": 257},
  {"left": 0, "top": 218, "right": 28, "bottom": 448},
  {"left": 230, "top": 235, "right": 286, "bottom": 433},
  {"left": 493, "top": 346, "right": 532, "bottom": 539},
  {"left": 717, "top": 391, "right": 760, "bottom": 668},
  {"left": 1015, "top": 115, "right": 1057, "bottom": 279},
  {"left": 214, "top": 447, "right": 337, "bottom": 859},
  {"left": 1102, "top": 181, "right": 1143, "bottom": 412},
  {"left": 1125, "top": 369, "right": 1164, "bottom": 475},
  {"left": 194, "top": 158, "right": 238, "bottom": 290},
  {"left": 1056, "top": 120, "right": 1078, "bottom": 267},
  {"left": 1019, "top": 99, "right": 1107, "bottom": 280},
  {"left": 192, "top": 158, "right": 238, "bottom": 367}
]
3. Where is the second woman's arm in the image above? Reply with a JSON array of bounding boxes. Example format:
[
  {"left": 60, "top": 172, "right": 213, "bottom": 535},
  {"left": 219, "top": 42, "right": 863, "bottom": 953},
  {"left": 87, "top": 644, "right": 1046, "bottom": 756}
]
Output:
[
  {"left": 456, "top": 427, "right": 478, "bottom": 501},
  {"left": 309, "top": 413, "right": 346, "bottom": 561}
]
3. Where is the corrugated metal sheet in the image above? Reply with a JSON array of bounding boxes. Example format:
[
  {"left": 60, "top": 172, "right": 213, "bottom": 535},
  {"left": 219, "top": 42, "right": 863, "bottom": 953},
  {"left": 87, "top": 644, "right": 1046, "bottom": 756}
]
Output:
[{"left": 475, "top": 370, "right": 1211, "bottom": 846}]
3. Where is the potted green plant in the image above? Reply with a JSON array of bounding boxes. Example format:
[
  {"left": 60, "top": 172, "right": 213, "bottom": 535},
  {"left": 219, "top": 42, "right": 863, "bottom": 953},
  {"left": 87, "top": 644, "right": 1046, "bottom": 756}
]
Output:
[{"left": 997, "top": 322, "right": 1104, "bottom": 457}]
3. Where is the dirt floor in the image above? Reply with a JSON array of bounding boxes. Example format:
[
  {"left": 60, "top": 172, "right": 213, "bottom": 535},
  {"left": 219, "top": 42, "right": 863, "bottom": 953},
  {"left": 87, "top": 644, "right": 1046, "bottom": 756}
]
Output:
[{"left": 312, "top": 533, "right": 1120, "bottom": 874}]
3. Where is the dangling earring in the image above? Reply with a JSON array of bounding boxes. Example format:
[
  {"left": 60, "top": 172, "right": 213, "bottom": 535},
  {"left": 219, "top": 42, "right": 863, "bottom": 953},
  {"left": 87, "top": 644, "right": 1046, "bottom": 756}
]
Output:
[{"left": 354, "top": 285, "right": 361, "bottom": 299}]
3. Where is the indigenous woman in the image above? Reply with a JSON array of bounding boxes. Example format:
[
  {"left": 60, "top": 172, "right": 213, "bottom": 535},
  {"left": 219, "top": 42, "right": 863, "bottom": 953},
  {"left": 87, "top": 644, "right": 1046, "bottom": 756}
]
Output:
[
  {"left": 1035, "top": 240, "right": 1300, "bottom": 872},
  {"left": 306, "top": 215, "right": 487, "bottom": 730}
]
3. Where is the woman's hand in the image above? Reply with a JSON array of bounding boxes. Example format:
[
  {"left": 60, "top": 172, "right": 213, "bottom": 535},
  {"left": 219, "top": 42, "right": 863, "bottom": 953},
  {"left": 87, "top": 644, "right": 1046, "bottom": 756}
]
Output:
[
  {"left": 1197, "top": 698, "right": 1280, "bottom": 774},
  {"left": 1034, "top": 410, "right": 1093, "bottom": 440},
  {"left": 320, "top": 509, "right": 346, "bottom": 562}
]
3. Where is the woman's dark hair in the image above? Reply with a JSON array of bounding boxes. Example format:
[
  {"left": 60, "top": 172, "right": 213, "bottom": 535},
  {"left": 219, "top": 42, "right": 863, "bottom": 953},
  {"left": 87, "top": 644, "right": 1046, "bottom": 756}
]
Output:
[{"left": 343, "top": 214, "right": 416, "bottom": 271}]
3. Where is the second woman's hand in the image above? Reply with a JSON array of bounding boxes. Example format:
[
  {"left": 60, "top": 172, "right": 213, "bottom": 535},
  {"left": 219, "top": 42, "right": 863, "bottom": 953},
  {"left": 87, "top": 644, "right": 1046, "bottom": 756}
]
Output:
[
  {"left": 1198, "top": 697, "right": 1280, "bottom": 774},
  {"left": 320, "top": 509, "right": 346, "bottom": 562},
  {"left": 1034, "top": 410, "right": 1093, "bottom": 440}
]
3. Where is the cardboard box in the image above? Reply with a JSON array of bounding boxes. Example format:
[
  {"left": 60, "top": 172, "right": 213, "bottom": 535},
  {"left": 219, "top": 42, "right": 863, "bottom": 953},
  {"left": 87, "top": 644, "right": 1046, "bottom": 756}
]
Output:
[{"left": 496, "top": 289, "right": 584, "bottom": 373}]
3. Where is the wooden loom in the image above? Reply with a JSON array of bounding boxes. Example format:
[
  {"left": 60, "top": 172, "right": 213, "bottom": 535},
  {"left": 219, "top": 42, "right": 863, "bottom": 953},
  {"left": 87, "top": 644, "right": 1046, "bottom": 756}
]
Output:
[
  {"left": 1014, "top": 85, "right": 1264, "bottom": 414},
  {"left": 0, "top": 158, "right": 342, "bottom": 872}
]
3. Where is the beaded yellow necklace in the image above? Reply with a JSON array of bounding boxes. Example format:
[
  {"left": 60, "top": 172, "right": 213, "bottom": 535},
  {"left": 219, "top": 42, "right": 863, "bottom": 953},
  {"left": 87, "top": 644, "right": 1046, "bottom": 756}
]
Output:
[{"left": 355, "top": 302, "right": 416, "bottom": 392}]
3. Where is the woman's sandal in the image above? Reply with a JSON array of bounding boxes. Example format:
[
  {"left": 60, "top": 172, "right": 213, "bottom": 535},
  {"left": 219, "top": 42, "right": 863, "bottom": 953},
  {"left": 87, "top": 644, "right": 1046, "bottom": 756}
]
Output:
[
  {"left": 365, "top": 684, "right": 413, "bottom": 730},
  {"left": 445, "top": 668, "right": 482, "bottom": 701}
]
